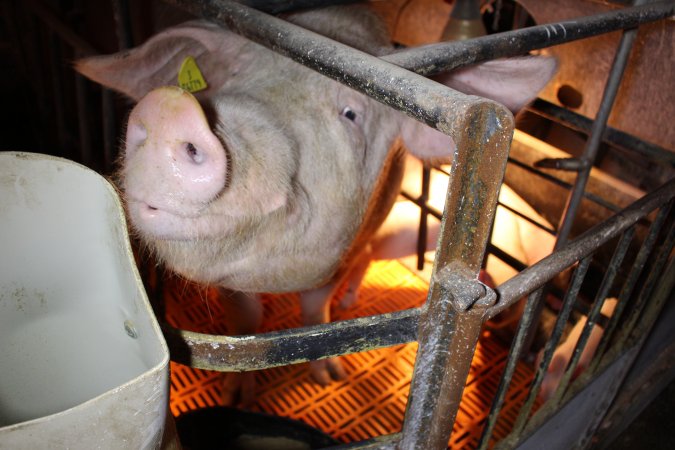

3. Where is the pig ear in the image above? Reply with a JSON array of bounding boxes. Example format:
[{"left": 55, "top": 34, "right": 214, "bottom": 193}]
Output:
[
  {"left": 434, "top": 56, "right": 558, "bottom": 113},
  {"left": 400, "top": 56, "right": 557, "bottom": 160},
  {"left": 75, "top": 21, "right": 248, "bottom": 101}
]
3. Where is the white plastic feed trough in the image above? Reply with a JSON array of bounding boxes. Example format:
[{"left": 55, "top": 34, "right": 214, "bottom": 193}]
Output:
[{"left": 0, "top": 152, "right": 170, "bottom": 449}]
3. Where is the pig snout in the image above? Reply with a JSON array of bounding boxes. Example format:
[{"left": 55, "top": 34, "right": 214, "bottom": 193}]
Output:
[{"left": 125, "top": 86, "right": 227, "bottom": 211}]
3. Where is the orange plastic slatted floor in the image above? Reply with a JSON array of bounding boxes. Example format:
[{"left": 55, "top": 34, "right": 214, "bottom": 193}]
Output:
[{"left": 164, "top": 259, "right": 536, "bottom": 449}]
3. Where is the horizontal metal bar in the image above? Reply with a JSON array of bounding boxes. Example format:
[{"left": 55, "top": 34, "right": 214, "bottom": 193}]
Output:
[
  {"left": 507, "top": 156, "right": 624, "bottom": 214},
  {"left": 487, "top": 177, "right": 675, "bottom": 320},
  {"left": 165, "top": 0, "right": 509, "bottom": 136},
  {"left": 529, "top": 99, "right": 675, "bottom": 166},
  {"left": 384, "top": 1, "right": 675, "bottom": 75},
  {"left": 163, "top": 307, "right": 420, "bottom": 371}
]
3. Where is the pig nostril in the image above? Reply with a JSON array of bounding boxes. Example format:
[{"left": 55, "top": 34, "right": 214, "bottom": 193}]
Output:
[{"left": 185, "top": 142, "right": 205, "bottom": 164}]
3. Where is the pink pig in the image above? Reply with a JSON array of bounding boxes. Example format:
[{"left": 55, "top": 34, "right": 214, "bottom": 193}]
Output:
[{"left": 76, "top": 6, "right": 556, "bottom": 386}]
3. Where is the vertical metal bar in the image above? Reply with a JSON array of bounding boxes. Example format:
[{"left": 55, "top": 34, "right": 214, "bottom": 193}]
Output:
[
  {"left": 613, "top": 202, "right": 675, "bottom": 347},
  {"left": 521, "top": 1, "right": 645, "bottom": 354},
  {"left": 547, "top": 228, "right": 636, "bottom": 408},
  {"left": 510, "top": 226, "right": 634, "bottom": 438},
  {"left": 477, "top": 257, "right": 591, "bottom": 450},
  {"left": 400, "top": 102, "right": 513, "bottom": 449},
  {"left": 416, "top": 165, "right": 431, "bottom": 270},
  {"left": 591, "top": 201, "right": 673, "bottom": 369},
  {"left": 575, "top": 250, "right": 675, "bottom": 449},
  {"left": 101, "top": 89, "right": 118, "bottom": 173},
  {"left": 74, "top": 69, "right": 94, "bottom": 168},
  {"left": 48, "top": 31, "right": 69, "bottom": 157},
  {"left": 111, "top": 0, "right": 133, "bottom": 50}
]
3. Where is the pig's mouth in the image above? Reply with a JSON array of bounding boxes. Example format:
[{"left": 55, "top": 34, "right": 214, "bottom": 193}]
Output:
[{"left": 127, "top": 198, "right": 220, "bottom": 241}]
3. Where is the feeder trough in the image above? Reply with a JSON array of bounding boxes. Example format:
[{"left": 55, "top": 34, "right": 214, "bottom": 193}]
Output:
[{"left": 0, "top": 152, "right": 170, "bottom": 449}]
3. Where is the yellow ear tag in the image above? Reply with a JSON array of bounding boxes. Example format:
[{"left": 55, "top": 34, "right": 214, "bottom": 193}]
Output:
[{"left": 178, "top": 56, "right": 208, "bottom": 93}]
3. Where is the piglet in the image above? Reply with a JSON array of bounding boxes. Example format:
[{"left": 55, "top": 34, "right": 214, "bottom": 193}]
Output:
[{"left": 76, "top": 6, "right": 556, "bottom": 387}]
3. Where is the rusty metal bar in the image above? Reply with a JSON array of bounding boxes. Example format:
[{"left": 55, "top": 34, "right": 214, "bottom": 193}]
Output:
[
  {"left": 164, "top": 0, "right": 496, "bottom": 135},
  {"left": 511, "top": 228, "right": 635, "bottom": 438},
  {"left": 162, "top": 307, "right": 420, "bottom": 371},
  {"left": 383, "top": 0, "right": 675, "bottom": 75},
  {"left": 591, "top": 201, "right": 673, "bottom": 369},
  {"left": 613, "top": 201, "right": 675, "bottom": 348},
  {"left": 519, "top": 6, "right": 645, "bottom": 355},
  {"left": 573, "top": 246, "right": 675, "bottom": 449},
  {"left": 487, "top": 177, "right": 675, "bottom": 319},
  {"left": 528, "top": 99, "right": 675, "bottom": 167},
  {"left": 399, "top": 103, "right": 512, "bottom": 448},
  {"left": 477, "top": 257, "right": 592, "bottom": 450}
]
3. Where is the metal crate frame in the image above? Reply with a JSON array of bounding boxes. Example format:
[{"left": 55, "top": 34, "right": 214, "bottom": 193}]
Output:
[{"left": 6, "top": 0, "right": 675, "bottom": 448}]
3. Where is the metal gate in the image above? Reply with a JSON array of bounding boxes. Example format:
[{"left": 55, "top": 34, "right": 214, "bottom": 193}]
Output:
[{"left": 2, "top": 1, "right": 674, "bottom": 448}]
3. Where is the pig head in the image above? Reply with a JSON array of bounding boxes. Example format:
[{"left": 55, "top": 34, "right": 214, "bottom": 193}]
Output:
[{"left": 76, "top": 6, "right": 555, "bottom": 298}]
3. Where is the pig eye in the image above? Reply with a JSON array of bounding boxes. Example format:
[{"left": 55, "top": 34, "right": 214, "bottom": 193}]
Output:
[
  {"left": 185, "top": 142, "right": 204, "bottom": 164},
  {"left": 341, "top": 106, "right": 357, "bottom": 122}
]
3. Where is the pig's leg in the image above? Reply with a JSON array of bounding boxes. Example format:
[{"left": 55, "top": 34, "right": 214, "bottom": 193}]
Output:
[
  {"left": 300, "top": 284, "right": 348, "bottom": 384},
  {"left": 339, "top": 245, "right": 374, "bottom": 309},
  {"left": 217, "top": 288, "right": 263, "bottom": 406}
]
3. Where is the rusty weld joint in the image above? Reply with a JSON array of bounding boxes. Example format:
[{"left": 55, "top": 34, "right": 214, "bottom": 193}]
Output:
[{"left": 435, "top": 263, "right": 497, "bottom": 311}]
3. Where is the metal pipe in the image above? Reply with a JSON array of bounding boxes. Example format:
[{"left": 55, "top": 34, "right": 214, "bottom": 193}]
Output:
[
  {"left": 528, "top": 99, "right": 675, "bottom": 167},
  {"left": 591, "top": 201, "right": 673, "bottom": 368},
  {"left": 399, "top": 102, "right": 512, "bottom": 448},
  {"left": 383, "top": 1, "right": 675, "bottom": 75},
  {"left": 164, "top": 0, "right": 505, "bottom": 138},
  {"left": 163, "top": 307, "right": 420, "bottom": 371},
  {"left": 477, "top": 257, "right": 592, "bottom": 450},
  {"left": 487, "top": 177, "right": 675, "bottom": 319}
]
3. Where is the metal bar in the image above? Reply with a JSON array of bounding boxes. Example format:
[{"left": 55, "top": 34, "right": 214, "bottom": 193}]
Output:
[
  {"left": 547, "top": 228, "right": 636, "bottom": 409},
  {"left": 48, "top": 32, "right": 69, "bottom": 156},
  {"left": 101, "top": 89, "right": 118, "bottom": 173},
  {"left": 74, "top": 70, "right": 94, "bottom": 168},
  {"left": 164, "top": 0, "right": 500, "bottom": 136},
  {"left": 478, "top": 257, "right": 592, "bottom": 450},
  {"left": 236, "top": 0, "right": 362, "bottom": 14},
  {"left": 399, "top": 101, "right": 511, "bottom": 448},
  {"left": 487, "top": 177, "right": 675, "bottom": 319},
  {"left": 416, "top": 165, "right": 431, "bottom": 270},
  {"left": 25, "top": 0, "right": 98, "bottom": 56},
  {"left": 614, "top": 201, "right": 675, "bottom": 347},
  {"left": 111, "top": 0, "right": 133, "bottom": 50},
  {"left": 574, "top": 253, "right": 675, "bottom": 449},
  {"left": 518, "top": 9, "right": 645, "bottom": 355},
  {"left": 162, "top": 307, "right": 420, "bottom": 371},
  {"left": 528, "top": 99, "right": 675, "bottom": 167},
  {"left": 507, "top": 157, "right": 624, "bottom": 214},
  {"left": 591, "top": 200, "right": 672, "bottom": 370},
  {"left": 383, "top": 1, "right": 675, "bottom": 75}
]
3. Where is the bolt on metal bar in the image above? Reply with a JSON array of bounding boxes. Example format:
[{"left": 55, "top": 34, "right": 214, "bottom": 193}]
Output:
[
  {"left": 383, "top": 0, "right": 675, "bottom": 75},
  {"left": 590, "top": 200, "right": 673, "bottom": 371},
  {"left": 487, "top": 177, "right": 675, "bottom": 320},
  {"left": 399, "top": 97, "right": 512, "bottom": 449},
  {"left": 477, "top": 257, "right": 592, "bottom": 450}
]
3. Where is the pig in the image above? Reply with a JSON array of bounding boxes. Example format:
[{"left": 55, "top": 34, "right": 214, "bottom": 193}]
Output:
[
  {"left": 76, "top": 5, "right": 557, "bottom": 389},
  {"left": 537, "top": 297, "right": 618, "bottom": 401}
]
